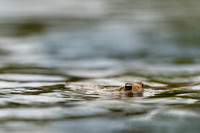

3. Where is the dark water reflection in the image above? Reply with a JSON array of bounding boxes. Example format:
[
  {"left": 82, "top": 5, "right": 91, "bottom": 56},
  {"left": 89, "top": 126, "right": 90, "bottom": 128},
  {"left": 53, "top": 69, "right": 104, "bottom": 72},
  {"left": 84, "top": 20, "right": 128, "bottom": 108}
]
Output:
[{"left": 0, "top": 0, "right": 200, "bottom": 133}]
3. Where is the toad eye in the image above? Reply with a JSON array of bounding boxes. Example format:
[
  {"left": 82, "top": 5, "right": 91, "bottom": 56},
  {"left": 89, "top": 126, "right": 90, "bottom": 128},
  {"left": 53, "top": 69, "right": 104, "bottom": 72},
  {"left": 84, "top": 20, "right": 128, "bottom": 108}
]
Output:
[
  {"left": 141, "top": 83, "right": 144, "bottom": 88},
  {"left": 125, "top": 85, "right": 132, "bottom": 91}
]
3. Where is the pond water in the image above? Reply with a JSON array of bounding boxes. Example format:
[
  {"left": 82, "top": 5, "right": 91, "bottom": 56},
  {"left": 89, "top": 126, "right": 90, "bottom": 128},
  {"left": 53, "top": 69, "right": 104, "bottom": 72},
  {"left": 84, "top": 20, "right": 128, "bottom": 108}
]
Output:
[{"left": 0, "top": 0, "right": 200, "bottom": 133}]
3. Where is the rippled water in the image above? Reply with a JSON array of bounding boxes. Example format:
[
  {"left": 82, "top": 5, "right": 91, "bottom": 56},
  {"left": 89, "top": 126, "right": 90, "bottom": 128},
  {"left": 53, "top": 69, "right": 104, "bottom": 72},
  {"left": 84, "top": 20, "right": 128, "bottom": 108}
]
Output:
[{"left": 0, "top": 0, "right": 200, "bottom": 133}]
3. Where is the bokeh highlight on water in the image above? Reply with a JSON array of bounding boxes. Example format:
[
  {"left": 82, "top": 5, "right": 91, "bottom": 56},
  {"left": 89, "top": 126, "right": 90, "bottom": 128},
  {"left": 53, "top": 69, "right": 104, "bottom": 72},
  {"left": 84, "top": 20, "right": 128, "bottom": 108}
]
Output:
[{"left": 0, "top": 0, "right": 200, "bottom": 133}]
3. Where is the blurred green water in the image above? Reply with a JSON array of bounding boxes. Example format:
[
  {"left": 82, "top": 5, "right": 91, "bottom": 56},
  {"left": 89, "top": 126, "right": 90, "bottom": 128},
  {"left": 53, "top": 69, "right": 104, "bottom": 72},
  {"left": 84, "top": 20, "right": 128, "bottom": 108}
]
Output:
[{"left": 0, "top": 0, "right": 200, "bottom": 133}]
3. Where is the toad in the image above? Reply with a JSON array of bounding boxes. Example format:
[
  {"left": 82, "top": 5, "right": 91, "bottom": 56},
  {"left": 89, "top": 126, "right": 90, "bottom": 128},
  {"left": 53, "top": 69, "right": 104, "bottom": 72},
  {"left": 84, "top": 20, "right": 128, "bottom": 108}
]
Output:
[{"left": 116, "top": 81, "right": 144, "bottom": 94}]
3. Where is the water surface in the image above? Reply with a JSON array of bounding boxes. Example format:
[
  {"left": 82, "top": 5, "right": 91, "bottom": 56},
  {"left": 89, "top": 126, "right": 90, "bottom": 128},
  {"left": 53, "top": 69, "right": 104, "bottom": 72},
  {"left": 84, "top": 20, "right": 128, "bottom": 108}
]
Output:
[{"left": 0, "top": 0, "right": 200, "bottom": 133}]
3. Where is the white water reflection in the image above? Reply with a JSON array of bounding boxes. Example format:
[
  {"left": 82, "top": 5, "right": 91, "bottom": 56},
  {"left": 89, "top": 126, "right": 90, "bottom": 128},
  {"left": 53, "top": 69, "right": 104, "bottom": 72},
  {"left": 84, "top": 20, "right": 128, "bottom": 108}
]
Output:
[
  {"left": 0, "top": 81, "right": 64, "bottom": 89},
  {"left": 0, "top": 74, "right": 65, "bottom": 81}
]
